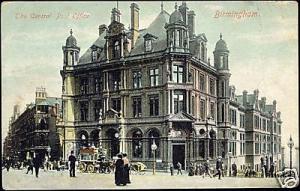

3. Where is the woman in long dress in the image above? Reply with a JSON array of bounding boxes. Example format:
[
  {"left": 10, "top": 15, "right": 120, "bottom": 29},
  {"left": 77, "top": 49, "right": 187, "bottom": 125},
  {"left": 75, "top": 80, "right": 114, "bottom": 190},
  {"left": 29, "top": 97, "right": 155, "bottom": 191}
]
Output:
[{"left": 115, "top": 154, "right": 126, "bottom": 186}]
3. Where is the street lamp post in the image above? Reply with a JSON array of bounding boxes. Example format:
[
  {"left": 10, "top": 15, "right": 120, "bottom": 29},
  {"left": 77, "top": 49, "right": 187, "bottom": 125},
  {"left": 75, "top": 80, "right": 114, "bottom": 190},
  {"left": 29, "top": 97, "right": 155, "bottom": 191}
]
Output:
[
  {"left": 287, "top": 135, "right": 294, "bottom": 175},
  {"left": 151, "top": 136, "right": 157, "bottom": 175}
]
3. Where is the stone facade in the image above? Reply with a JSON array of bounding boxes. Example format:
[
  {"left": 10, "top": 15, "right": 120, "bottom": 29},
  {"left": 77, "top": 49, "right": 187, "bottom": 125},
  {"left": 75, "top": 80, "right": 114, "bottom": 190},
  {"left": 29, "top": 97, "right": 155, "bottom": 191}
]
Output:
[
  {"left": 4, "top": 87, "right": 62, "bottom": 161},
  {"left": 59, "top": 2, "right": 282, "bottom": 171}
]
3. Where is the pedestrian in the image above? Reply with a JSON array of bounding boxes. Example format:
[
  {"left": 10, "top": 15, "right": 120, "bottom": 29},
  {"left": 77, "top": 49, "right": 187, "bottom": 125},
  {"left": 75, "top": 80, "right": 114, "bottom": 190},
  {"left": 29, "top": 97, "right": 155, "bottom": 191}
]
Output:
[
  {"left": 5, "top": 157, "right": 11, "bottom": 172},
  {"left": 269, "top": 162, "right": 274, "bottom": 178},
  {"left": 26, "top": 157, "right": 34, "bottom": 174},
  {"left": 33, "top": 154, "right": 41, "bottom": 178},
  {"left": 203, "top": 159, "right": 212, "bottom": 178},
  {"left": 232, "top": 162, "right": 237, "bottom": 177},
  {"left": 122, "top": 153, "right": 131, "bottom": 184},
  {"left": 68, "top": 150, "right": 76, "bottom": 177},
  {"left": 213, "top": 156, "right": 223, "bottom": 180},
  {"left": 177, "top": 162, "right": 182, "bottom": 175},
  {"left": 169, "top": 163, "right": 174, "bottom": 176},
  {"left": 188, "top": 162, "right": 194, "bottom": 176},
  {"left": 115, "top": 153, "right": 126, "bottom": 186}
]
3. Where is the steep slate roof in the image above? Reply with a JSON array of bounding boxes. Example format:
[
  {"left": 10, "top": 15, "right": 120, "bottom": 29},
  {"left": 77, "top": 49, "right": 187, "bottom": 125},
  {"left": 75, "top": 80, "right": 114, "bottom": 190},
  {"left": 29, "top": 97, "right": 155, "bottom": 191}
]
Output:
[
  {"left": 36, "top": 97, "right": 61, "bottom": 106},
  {"left": 78, "top": 32, "right": 106, "bottom": 64},
  {"left": 130, "top": 10, "right": 170, "bottom": 56}
]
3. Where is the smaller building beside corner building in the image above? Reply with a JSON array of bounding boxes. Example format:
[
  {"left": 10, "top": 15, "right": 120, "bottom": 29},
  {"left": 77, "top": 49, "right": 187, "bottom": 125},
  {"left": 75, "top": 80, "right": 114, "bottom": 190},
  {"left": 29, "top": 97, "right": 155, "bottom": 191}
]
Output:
[
  {"left": 58, "top": 2, "right": 282, "bottom": 172},
  {"left": 3, "top": 87, "right": 62, "bottom": 162}
]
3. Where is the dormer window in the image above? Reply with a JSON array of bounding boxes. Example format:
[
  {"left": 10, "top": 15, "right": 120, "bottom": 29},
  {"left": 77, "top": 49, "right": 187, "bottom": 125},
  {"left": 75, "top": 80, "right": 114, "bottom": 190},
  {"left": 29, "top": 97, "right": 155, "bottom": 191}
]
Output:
[
  {"left": 143, "top": 33, "right": 157, "bottom": 52},
  {"left": 91, "top": 45, "right": 102, "bottom": 62}
]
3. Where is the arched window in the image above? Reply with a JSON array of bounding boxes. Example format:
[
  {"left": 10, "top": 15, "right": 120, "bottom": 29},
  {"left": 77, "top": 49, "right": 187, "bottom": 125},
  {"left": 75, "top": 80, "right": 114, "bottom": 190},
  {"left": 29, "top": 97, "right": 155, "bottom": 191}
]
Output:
[
  {"left": 91, "top": 130, "right": 100, "bottom": 148},
  {"left": 148, "top": 130, "right": 160, "bottom": 158},
  {"left": 40, "top": 118, "right": 47, "bottom": 130},
  {"left": 80, "top": 132, "right": 89, "bottom": 147},
  {"left": 132, "top": 130, "right": 143, "bottom": 158}
]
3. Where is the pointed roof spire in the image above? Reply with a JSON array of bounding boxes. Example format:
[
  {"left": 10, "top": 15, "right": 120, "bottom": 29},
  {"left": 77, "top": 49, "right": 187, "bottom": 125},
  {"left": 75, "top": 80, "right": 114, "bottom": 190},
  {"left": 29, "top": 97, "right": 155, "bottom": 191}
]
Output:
[
  {"left": 70, "top": 29, "right": 73, "bottom": 35},
  {"left": 220, "top": 33, "right": 222, "bottom": 39},
  {"left": 161, "top": 1, "right": 164, "bottom": 12},
  {"left": 117, "top": 0, "right": 119, "bottom": 9}
]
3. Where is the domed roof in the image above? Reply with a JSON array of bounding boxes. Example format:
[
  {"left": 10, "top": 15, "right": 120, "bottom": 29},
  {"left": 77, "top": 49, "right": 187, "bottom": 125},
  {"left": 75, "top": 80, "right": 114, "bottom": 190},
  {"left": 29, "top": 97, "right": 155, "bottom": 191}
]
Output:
[
  {"left": 169, "top": 3, "right": 183, "bottom": 24},
  {"left": 215, "top": 33, "right": 228, "bottom": 51},
  {"left": 66, "top": 29, "right": 77, "bottom": 47}
]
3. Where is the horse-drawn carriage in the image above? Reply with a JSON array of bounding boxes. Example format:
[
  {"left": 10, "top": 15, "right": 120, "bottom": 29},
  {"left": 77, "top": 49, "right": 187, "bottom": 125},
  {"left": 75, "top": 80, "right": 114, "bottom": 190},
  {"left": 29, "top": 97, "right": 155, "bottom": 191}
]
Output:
[{"left": 78, "top": 146, "right": 113, "bottom": 173}]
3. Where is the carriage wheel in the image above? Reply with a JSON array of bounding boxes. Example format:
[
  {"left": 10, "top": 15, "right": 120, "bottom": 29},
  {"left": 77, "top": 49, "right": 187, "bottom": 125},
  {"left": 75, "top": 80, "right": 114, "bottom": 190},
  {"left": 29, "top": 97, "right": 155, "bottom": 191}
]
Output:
[
  {"left": 79, "top": 163, "right": 86, "bottom": 172},
  {"left": 87, "top": 164, "right": 94, "bottom": 173}
]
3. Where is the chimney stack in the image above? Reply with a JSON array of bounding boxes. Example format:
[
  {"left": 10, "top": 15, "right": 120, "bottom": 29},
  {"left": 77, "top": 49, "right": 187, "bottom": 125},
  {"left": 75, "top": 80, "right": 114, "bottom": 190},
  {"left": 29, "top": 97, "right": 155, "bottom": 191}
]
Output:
[
  {"left": 261, "top": 97, "right": 266, "bottom": 110},
  {"left": 130, "top": 3, "right": 139, "bottom": 48},
  {"left": 179, "top": 2, "right": 189, "bottom": 25},
  {"left": 273, "top": 100, "right": 277, "bottom": 112},
  {"left": 187, "top": 11, "right": 195, "bottom": 39},
  {"left": 242, "top": 90, "right": 248, "bottom": 106},
  {"left": 99, "top": 24, "right": 107, "bottom": 36}
]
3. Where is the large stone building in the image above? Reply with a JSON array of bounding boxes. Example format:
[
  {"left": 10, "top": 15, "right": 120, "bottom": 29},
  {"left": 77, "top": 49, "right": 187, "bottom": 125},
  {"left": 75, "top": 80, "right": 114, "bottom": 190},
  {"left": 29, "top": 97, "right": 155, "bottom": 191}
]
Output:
[
  {"left": 3, "top": 87, "right": 62, "bottom": 161},
  {"left": 59, "top": 2, "right": 282, "bottom": 171}
]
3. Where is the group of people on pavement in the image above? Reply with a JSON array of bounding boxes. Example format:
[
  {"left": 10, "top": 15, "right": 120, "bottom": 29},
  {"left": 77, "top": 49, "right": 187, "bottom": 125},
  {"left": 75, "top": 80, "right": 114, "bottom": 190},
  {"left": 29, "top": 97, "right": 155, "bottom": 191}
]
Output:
[
  {"left": 114, "top": 153, "right": 131, "bottom": 186},
  {"left": 170, "top": 157, "right": 225, "bottom": 179}
]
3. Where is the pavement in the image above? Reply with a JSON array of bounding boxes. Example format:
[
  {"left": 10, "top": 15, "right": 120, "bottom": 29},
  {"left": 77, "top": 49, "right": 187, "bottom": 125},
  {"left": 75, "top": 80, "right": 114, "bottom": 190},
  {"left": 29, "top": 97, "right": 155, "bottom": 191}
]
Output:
[{"left": 2, "top": 168, "right": 281, "bottom": 190}]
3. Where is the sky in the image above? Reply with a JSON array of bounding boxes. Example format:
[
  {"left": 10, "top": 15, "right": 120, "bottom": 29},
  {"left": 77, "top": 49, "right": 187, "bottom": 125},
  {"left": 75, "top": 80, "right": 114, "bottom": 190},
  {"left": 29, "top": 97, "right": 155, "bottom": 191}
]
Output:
[{"left": 1, "top": 1, "right": 298, "bottom": 164}]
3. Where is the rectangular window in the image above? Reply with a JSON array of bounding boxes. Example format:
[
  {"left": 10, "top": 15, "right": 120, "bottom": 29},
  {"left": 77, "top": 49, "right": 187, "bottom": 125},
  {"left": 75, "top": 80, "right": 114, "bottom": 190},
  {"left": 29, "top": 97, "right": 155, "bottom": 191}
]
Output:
[
  {"left": 111, "top": 98, "right": 121, "bottom": 112},
  {"left": 210, "top": 102, "right": 215, "bottom": 119},
  {"left": 263, "top": 119, "right": 266, "bottom": 131},
  {"left": 255, "top": 143, "right": 260, "bottom": 154},
  {"left": 254, "top": 115, "right": 259, "bottom": 129},
  {"left": 80, "top": 101, "right": 89, "bottom": 121},
  {"left": 133, "top": 97, "right": 142, "bottom": 117},
  {"left": 174, "top": 92, "right": 184, "bottom": 114},
  {"left": 95, "top": 78, "right": 101, "bottom": 93},
  {"left": 191, "top": 96, "right": 195, "bottom": 116},
  {"left": 149, "top": 96, "right": 159, "bottom": 116},
  {"left": 199, "top": 74, "right": 205, "bottom": 91},
  {"left": 92, "top": 50, "right": 97, "bottom": 61},
  {"left": 200, "top": 99, "right": 205, "bottom": 120},
  {"left": 150, "top": 68, "right": 159, "bottom": 87},
  {"left": 273, "top": 122, "right": 277, "bottom": 133},
  {"left": 133, "top": 71, "right": 142, "bottom": 88},
  {"left": 109, "top": 71, "right": 121, "bottom": 91},
  {"left": 94, "top": 100, "right": 102, "bottom": 121},
  {"left": 80, "top": 78, "right": 89, "bottom": 95},
  {"left": 172, "top": 65, "right": 184, "bottom": 83},
  {"left": 145, "top": 40, "right": 152, "bottom": 52},
  {"left": 221, "top": 81, "right": 225, "bottom": 97},
  {"left": 230, "top": 109, "right": 236, "bottom": 125},
  {"left": 209, "top": 78, "right": 215, "bottom": 95}
]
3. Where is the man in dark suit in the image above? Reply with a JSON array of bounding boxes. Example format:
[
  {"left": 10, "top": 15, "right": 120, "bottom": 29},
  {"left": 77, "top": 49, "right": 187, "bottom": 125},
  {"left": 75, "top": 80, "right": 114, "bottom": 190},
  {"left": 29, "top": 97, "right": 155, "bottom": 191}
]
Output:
[
  {"left": 33, "top": 154, "right": 41, "bottom": 178},
  {"left": 213, "top": 156, "right": 223, "bottom": 180},
  {"left": 68, "top": 150, "right": 76, "bottom": 177}
]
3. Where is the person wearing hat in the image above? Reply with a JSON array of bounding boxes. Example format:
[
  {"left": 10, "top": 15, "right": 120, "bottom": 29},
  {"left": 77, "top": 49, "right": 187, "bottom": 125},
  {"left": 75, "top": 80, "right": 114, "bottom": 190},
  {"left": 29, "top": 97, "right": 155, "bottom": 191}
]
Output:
[
  {"left": 122, "top": 153, "right": 131, "bottom": 184},
  {"left": 115, "top": 153, "right": 126, "bottom": 186},
  {"left": 213, "top": 156, "right": 223, "bottom": 180},
  {"left": 68, "top": 150, "right": 76, "bottom": 177}
]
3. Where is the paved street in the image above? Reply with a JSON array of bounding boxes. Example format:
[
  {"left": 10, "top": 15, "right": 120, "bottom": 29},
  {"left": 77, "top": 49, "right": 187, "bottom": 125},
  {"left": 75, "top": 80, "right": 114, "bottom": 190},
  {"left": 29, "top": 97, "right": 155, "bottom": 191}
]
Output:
[{"left": 2, "top": 169, "right": 280, "bottom": 189}]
